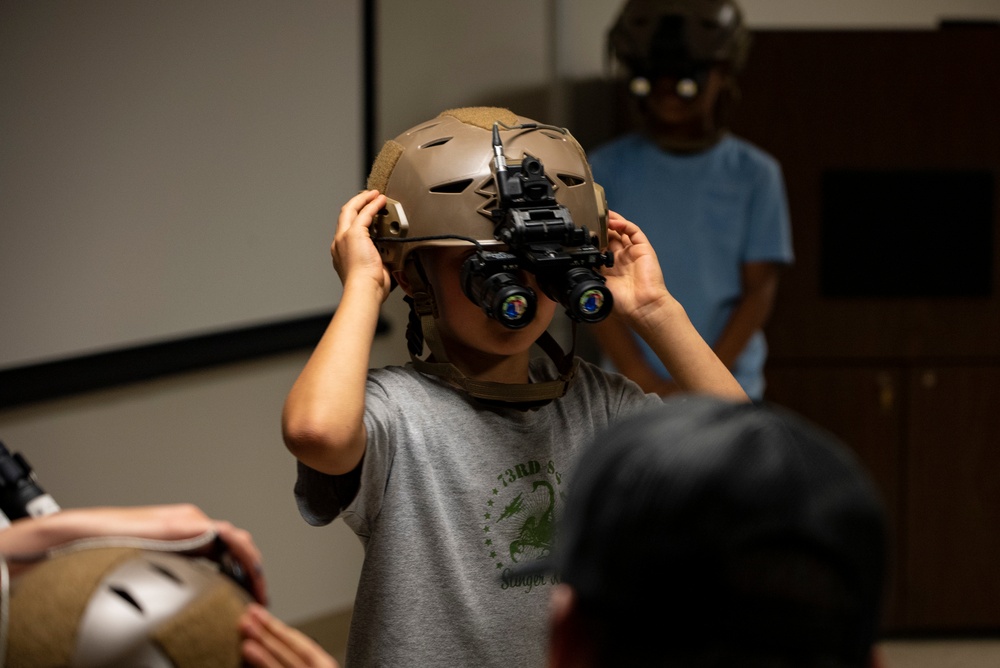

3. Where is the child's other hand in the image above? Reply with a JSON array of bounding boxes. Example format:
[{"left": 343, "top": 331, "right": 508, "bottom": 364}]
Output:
[
  {"left": 602, "top": 211, "right": 671, "bottom": 319},
  {"left": 332, "top": 189, "right": 392, "bottom": 301},
  {"left": 240, "top": 603, "right": 339, "bottom": 668}
]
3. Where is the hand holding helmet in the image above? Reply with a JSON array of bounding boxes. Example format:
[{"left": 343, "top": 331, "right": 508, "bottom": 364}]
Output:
[{"left": 332, "top": 189, "right": 393, "bottom": 303}]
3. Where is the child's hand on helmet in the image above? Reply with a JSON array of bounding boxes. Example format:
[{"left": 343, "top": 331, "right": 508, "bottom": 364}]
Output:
[
  {"left": 332, "top": 190, "right": 392, "bottom": 301},
  {"left": 601, "top": 211, "right": 673, "bottom": 322}
]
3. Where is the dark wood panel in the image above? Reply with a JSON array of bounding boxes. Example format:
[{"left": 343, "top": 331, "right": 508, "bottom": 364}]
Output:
[
  {"left": 731, "top": 29, "right": 1000, "bottom": 360},
  {"left": 903, "top": 365, "right": 1000, "bottom": 629},
  {"left": 763, "top": 364, "right": 905, "bottom": 630}
]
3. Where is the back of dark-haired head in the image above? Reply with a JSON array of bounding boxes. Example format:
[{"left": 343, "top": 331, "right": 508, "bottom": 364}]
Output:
[{"left": 552, "top": 395, "right": 888, "bottom": 667}]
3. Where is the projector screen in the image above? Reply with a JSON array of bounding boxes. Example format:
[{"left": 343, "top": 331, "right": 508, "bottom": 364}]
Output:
[{"left": 0, "top": 1, "right": 366, "bottom": 373}]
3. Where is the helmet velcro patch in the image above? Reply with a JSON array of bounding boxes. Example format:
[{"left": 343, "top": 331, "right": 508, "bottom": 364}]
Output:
[
  {"left": 153, "top": 578, "right": 248, "bottom": 667},
  {"left": 367, "top": 139, "right": 404, "bottom": 192},
  {"left": 7, "top": 547, "right": 142, "bottom": 666},
  {"left": 441, "top": 106, "right": 519, "bottom": 131}
]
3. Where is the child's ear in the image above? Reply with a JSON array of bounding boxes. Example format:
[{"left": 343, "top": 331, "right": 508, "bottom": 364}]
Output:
[{"left": 393, "top": 269, "right": 414, "bottom": 297}]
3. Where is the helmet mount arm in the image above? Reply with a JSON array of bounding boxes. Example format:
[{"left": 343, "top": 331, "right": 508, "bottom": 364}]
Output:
[{"left": 488, "top": 124, "right": 615, "bottom": 326}]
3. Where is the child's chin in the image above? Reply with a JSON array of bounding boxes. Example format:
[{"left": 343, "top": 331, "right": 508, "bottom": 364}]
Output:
[{"left": 487, "top": 319, "right": 545, "bottom": 338}]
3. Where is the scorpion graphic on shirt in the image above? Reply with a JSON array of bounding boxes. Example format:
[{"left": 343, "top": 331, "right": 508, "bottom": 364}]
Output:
[{"left": 500, "top": 479, "right": 555, "bottom": 563}]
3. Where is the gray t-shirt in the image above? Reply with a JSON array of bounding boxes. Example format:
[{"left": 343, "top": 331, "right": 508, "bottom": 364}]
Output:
[{"left": 295, "top": 357, "right": 663, "bottom": 667}]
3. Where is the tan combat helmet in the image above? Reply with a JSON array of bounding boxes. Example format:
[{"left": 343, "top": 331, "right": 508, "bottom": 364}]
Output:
[{"left": 367, "top": 107, "right": 609, "bottom": 402}]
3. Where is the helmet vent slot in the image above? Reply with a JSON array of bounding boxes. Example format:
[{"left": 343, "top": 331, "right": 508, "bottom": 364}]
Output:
[
  {"left": 430, "top": 178, "right": 473, "bottom": 194},
  {"left": 419, "top": 137, "right": 453, "bottom": 149},
  {"left": 540, "top": 130, "right": 564, "bottom": 140},
  {"left": 557, "top": 173, "right": 586, "bottom": 187},
  {"left": 150, "top": 562, "right": 184, "bottom": 584},
  {"left": 110, "top": 586, "right": 145, "bottom": 612}
]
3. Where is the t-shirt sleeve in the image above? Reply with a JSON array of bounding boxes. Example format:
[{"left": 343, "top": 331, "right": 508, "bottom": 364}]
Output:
[
  {"left": 292, "top": 371, "right": 397, "bottom": 531},
  {"left": 572, "top": 358, "right": 665, "bottom": 422},
  {"left": 293, "top": 460, "right": 359, "bottom": 526},
  {"left": 745, "top": 156, "right": 794, "bottom": 265}
]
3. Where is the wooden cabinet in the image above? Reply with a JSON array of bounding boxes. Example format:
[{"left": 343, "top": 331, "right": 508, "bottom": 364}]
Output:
[
  {"left": 903, "top": 366, "right": 1000, "bottom": 630},
  {"left": 765, "top": 363, "right": 1000, "bottom": 632},
  {"left": 762, "top": 365, "right": 904, "bottom": 628},
  {"left": 741, "top": 29, "right": 1000, "bottom": 633}
]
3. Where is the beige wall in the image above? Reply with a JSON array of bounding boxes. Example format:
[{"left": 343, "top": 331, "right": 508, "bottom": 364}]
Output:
[{"left": 1, "top": 1, "right": 364, "bottom": 371}]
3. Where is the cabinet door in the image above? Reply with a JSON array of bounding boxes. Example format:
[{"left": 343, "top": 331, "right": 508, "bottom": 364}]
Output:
[
  {"left": 904, "top": 365, "right": 1000, "bottom": 629},
  {"left": 763, "top": 364, "right": 904, "bottom": 629}
]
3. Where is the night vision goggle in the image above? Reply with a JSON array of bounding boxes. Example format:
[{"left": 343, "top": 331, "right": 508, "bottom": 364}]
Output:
[{"left": 458, "top": 123, "right": 613, "bottom": 328}]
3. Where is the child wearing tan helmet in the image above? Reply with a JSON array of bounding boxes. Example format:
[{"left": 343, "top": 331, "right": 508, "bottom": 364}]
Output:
[{"left": 281, "top": 107, "right": 747, "bottom": 667}]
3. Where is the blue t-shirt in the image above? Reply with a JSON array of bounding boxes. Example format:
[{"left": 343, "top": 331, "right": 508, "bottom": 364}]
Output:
[{"left": 589, "top": 132, "right": 793, "bottom": 399}]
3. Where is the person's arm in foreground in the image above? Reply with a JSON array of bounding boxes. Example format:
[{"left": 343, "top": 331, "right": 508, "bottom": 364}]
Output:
[
  {"left": 0, "top": 504, "right": 266, "bottom": 602},
  {"left": 240, "top": 603, "right": 339, "bottom": 668},
  {"left": 282, "top": 189, "right": 391, "bottom": 476},
  {"left": 601, "top": 211, "right": 749, "bottom": 402}
]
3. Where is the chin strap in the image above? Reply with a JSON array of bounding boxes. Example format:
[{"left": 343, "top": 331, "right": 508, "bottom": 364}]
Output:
[{"left": 403, "top": 261, "right": 576, "bottom": 403}]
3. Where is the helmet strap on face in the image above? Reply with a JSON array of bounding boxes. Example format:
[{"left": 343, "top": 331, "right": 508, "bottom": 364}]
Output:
[{"left": 402, "top": 257, "right": 577, "bottom": 403}]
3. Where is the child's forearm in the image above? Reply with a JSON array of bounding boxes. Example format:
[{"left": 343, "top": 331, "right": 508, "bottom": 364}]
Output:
[
  {"left": 631, "top": 295, "right": 750, "bottom": 402},
  {"left": 282, "top": 278, "right": 383, "bottom": 475}
]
